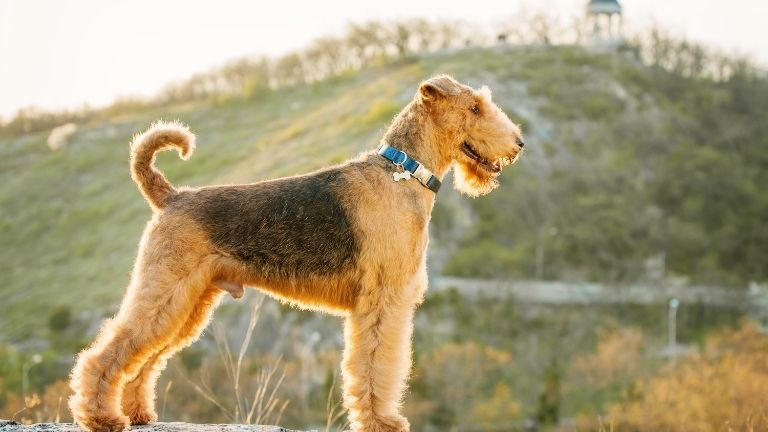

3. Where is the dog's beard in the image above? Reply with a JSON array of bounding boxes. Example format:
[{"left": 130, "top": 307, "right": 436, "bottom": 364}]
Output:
[{"left": 452, "top": 161, "right": 500, "bottom": 197}]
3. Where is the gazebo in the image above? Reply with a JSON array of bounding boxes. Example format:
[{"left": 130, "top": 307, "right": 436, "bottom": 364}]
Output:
[{"left": 586, "top": 0, "right": 623, "bottom": 43}]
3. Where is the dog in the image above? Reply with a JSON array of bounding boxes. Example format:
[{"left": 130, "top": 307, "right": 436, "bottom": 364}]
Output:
[{"left": 68, "top": 74, "right": 524, "bottom": 432}]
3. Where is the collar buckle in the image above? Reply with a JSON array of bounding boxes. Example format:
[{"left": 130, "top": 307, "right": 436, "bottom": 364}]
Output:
[
  {"left": 392, "top": 150, "right": 408, "bottom": 168},
  {"left": 377, "top": 144, "right": 441, "bottom": 193}
]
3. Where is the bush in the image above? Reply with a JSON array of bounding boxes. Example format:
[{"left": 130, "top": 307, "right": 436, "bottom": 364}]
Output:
[
  {"left": 47, "top": 306, "right": 71, "bottom": 333},
  {"left": 602, "top": 321, "right": 768, "bottom": 431}
]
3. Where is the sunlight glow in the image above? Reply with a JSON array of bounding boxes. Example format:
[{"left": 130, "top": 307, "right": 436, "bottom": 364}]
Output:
[{"left": 0, "top": 0, "right": 766, "bottom": 116}]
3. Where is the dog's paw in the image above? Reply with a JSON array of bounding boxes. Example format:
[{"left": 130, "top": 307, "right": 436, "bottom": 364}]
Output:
[
  {"left": 384, "top": 414, "right": 410, "bottom": 432},
  {"left": 74, "top": 413, "right": 130, "bottom": 432},
  {"left": 121, "top": 396, "right": 158, "bottom": 425},
  {"left": 350, "top": 413, "right": 410, "bottom": 432},
  {"left": 372, "top": 414, "right": 410, "bottom": 432},
  {"left": 126, "top": 406, "right": 157, "bottom": 425},
  {"left": 70, "top": 393, "right": 130, "bottom": 432}
]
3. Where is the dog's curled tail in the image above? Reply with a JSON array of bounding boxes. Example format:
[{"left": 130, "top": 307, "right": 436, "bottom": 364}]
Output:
[{"left": 130, "top": 121, "right": 196, "bottom": 211}]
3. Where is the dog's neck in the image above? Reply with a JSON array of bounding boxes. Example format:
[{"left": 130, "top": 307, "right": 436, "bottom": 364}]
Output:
[{"left": 380, "top": 102, "right": 452, "bottom": 179}]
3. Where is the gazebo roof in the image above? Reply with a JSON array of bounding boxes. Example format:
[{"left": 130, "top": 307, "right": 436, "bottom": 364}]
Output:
[{"left": 587, "top": 0, "right": 622, "bottom": 14}]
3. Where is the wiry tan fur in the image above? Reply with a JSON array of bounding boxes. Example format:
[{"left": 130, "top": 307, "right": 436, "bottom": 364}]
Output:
[
  {"left": 129, "top": 121, "right": 196, "bottom": 211},
  {"left": 68, "top": 75, "right": 524, "bottom": 432}
]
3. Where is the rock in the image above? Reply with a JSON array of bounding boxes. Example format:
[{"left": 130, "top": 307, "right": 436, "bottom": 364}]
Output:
[{"left": 0, "top": 420, "right": 308, "bottom": 432}]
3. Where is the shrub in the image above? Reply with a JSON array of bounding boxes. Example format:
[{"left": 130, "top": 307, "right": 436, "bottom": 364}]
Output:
[{"left": 604, "top": 321, "right": 768, "bottom": 431}]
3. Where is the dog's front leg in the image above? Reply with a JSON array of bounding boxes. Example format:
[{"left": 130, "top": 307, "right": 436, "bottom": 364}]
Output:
[{"left": 340, "top": 276, "right": 424, "bottom": 432}]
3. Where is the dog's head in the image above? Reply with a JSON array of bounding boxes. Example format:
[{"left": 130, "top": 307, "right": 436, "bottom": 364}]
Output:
[{"left": 416, "top": 75, "right": 524, "bottom": 197}]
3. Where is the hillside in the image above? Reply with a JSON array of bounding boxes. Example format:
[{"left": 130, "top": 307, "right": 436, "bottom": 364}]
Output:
[{"left": 1, "top": 45, "right": 767, "bottom": 345}]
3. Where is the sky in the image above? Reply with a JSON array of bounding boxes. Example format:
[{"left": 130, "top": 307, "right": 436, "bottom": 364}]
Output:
[{"left": 1, "top": 0, "right": 767, "bottom": 117}]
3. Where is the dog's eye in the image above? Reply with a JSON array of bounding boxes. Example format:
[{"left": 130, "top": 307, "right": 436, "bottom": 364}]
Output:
[{"left": 470, "top": 105, "right": 480, "bottom": 115}]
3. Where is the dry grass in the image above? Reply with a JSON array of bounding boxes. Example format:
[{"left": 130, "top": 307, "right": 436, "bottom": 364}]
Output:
[
  {"left": 324, "top": 373, "right": 349, "bottom": 432},
  {"left": 185, "top": 294, "right": 289, "bottom": 425}
]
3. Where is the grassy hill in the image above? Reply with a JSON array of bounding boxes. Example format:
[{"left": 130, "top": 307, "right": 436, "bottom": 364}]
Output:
[{"left": 2, "top": 45, "right": 767, "bottom": 344}]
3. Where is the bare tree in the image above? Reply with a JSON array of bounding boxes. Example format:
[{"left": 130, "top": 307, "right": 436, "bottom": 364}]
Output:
[
  {"left": 273, "top": 52, "right": 306, "bottom": 87},
  {"left": 345, "top": 21, "right": 387, "bottom": 67},
  {"left": 304, "top": 36, "right": 348, "bottom": 80}
]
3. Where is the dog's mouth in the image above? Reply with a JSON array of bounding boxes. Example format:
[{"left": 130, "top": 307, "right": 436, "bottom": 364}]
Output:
[{"left": 461, "top": 141, "right": 518, "bottom": 174}]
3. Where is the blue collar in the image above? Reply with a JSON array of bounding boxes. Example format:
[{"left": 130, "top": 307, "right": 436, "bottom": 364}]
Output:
[{"left": 377, "top": 144, "right": 441, "bottom": 193}]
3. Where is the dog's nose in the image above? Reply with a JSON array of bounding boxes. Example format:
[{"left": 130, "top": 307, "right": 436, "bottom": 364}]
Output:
[{"left": 516, "top": 137, "right": 525, "bottom": 148}]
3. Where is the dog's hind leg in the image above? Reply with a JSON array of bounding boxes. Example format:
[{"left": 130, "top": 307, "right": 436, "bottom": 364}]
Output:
[
  {"left": 341, "top": 271, "right": 426, "bottom": 432},
  {"left": 68, "top": 253, "right": 214, "bottom": 432},
  {"left": 120, "top": 285, "right": 224, "bottom": 425}
]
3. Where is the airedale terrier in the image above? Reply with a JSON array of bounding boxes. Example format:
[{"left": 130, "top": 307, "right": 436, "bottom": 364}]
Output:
[{"left": 68, "top": 75, "right": 524, "bottom": 432}]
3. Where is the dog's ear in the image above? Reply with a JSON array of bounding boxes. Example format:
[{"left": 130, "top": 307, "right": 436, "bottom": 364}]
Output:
[{"left": 419, "top": 75, "right": 461, "bottom": 101}]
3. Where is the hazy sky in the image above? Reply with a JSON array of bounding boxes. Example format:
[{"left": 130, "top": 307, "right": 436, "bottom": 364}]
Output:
[{"left": 1, "top": 0, "right": 766, "bottom": 117}]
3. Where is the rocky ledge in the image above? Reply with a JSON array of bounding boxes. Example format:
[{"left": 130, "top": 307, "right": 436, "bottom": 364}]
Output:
[{"left": 0, "top": 420, "right": 306, "bottom": 432}]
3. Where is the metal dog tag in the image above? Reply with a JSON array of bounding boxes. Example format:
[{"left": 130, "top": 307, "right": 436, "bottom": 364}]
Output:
[{"left": 393, "top": 170, "right": 411, "bottom": 182}]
